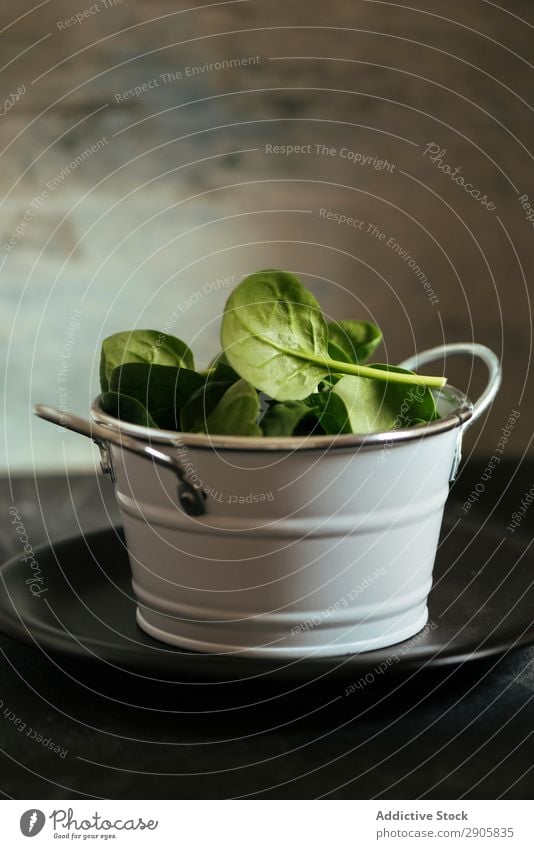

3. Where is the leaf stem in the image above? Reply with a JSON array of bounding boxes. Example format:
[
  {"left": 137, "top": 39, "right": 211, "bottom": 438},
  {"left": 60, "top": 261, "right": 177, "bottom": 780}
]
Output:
[
  {"left": 319, "top": 357, "right": 447, "bottom": 388},
  {"left": 247, "top": 336, "right": 447, "bottom": 390}
]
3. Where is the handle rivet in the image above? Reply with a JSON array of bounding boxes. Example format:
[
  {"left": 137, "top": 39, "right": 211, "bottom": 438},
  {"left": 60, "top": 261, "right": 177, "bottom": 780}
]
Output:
[{"left": 178, "top": 483, "right": 205, "bottom": 516}]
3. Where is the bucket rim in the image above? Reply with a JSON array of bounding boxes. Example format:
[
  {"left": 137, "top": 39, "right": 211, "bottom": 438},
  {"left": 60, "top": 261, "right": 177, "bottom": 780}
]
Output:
[{"left": 90, "top": 385, "right": 472, "bottom": 453}]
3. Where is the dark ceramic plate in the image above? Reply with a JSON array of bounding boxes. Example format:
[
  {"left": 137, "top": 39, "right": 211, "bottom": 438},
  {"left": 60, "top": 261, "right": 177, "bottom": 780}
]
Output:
[{"left": 0, "top": 510, "right": 533, "bottom": 683}]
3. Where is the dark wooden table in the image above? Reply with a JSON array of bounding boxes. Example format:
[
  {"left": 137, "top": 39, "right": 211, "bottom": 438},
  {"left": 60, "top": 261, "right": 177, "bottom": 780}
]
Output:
[{"left": 0, "top": 460, "right": 533, "bottom": 799}]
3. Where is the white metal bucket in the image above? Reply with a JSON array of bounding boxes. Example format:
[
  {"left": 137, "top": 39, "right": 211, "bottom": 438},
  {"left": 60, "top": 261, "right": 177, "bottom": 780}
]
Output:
[{"left": 50, "top": 343, "right": 502, "bottom": 659}]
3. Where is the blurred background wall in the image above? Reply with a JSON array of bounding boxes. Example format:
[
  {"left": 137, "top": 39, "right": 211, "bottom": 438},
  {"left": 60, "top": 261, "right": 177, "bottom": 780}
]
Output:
[{"left": 1, "top": 0, "right": 532, "bottom": 471}]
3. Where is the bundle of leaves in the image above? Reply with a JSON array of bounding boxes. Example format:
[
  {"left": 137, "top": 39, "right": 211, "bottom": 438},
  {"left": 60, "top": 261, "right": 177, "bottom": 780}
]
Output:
[{"left": 99, "top": 270, "right": 446, "bottom": 437}]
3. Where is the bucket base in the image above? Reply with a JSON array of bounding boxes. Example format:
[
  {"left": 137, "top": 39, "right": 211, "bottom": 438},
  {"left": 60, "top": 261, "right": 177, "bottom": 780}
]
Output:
[{"left": 136, "top": 605, "right": 429, "bottom": 659}]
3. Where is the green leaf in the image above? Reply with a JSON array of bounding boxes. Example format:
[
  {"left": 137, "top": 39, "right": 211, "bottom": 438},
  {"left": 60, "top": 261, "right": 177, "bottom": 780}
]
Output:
[
  {"left": 109, "top": 363, "right": 204, "bottom": 430},
  {"left": 101, "top": 391, "right": 158, "bottom": 428},
  {"left": 327, "top": 320, "right": 382, "bottom": 364},
  {"left": 100, "top": 330, "right": 194, "bottom": 393},
  {"left": 261, "top": 400, "right": 317, "bottom": 436},
  {"left": 368, "top": 364, "right": 440, "bottom": 423},
  {"left": 308, "top": 390, "right": 353, "bottom": 434},
  {"left": 206, "top": 351, "right": 240, "bottom": 384},
  {"left": 181, "top": 379, "right": 261, "bottom": 435},
  {"left": 221, "top": 269, "right": 329, "bottom": 401},
  {"left": 180, "top": 381, "right": 231, "bottom": 433},
  {"left": 332, "top": 365, "right": 439, "bottom": 434},
  {"left": 97, "top": 272, "right": 446, "bottom": 439},
  {"left": 221, "top": 270, "right": 446, "bottom": 399},
  {"left": 205, "top": 379, "right": 262, "bottom": 436},
  {"left": 326, "top": 341, "right": 351, "bottom": 364}
]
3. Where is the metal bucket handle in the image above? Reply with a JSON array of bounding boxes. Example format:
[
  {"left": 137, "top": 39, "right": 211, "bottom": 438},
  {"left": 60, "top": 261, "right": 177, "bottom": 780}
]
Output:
[
  {"left": 399, "top": 342, "right": 502, "bottom": 482},
  {"left": 33, "top": 404, "right": 206, "bottom": 517},
  {"left": 398, "top": 342, "right": 502, "bottom": 426}
]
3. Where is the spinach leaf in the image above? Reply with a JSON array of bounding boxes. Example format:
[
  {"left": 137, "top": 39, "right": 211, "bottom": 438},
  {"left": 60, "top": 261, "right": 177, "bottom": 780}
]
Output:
[
  {"left": 180, "top": 379, "right": 261, "bottom": 436},
  {"left": 100, "top": 330, "right": 194, "bottom": 393},
  {"left": 109, "top": 363, "right": 204, "bottom": 430},
  {"left": 205, "top": 379, "right": 262, "bottom": 436},
  {"left": 332, "top": 365, "right": 439, "bottom": 434},
  {"left": 206, "top": 351, "right": 240, "bottom": 384},
  {"left": 368, "top": 364, "right": 439, "bottom": 423},
  {"left": 261, "top": 393, "right": 354, "bottom": 437},
  {"left": 221, "top": 269, "right": 328, "bottom": 401},
  {"left": 101, "top": 391, "right": 158, "bottom": 428},
  {"left": 221, "top": 270, "right": 445, "bottom": 400},
  {"left": 308, "top": 389, "right": 353, "bottom": 434},
  {"left": 327, "top": 320, "right": 382, "bottom": 364},
  {"left": 98, "top": 270, "right": 446, "bottom": 438},
  {"left": 326, "top": 341, "right": 351, "bottom": 365},
  {"left": 180, "top": 381, "right": 231, "bottom": 433},
  {"left": 261, "top": 400, "right": 317, "bottom": 436},
  {"left": 262, "top": 366, "right": 438, "bottom": 437}
]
